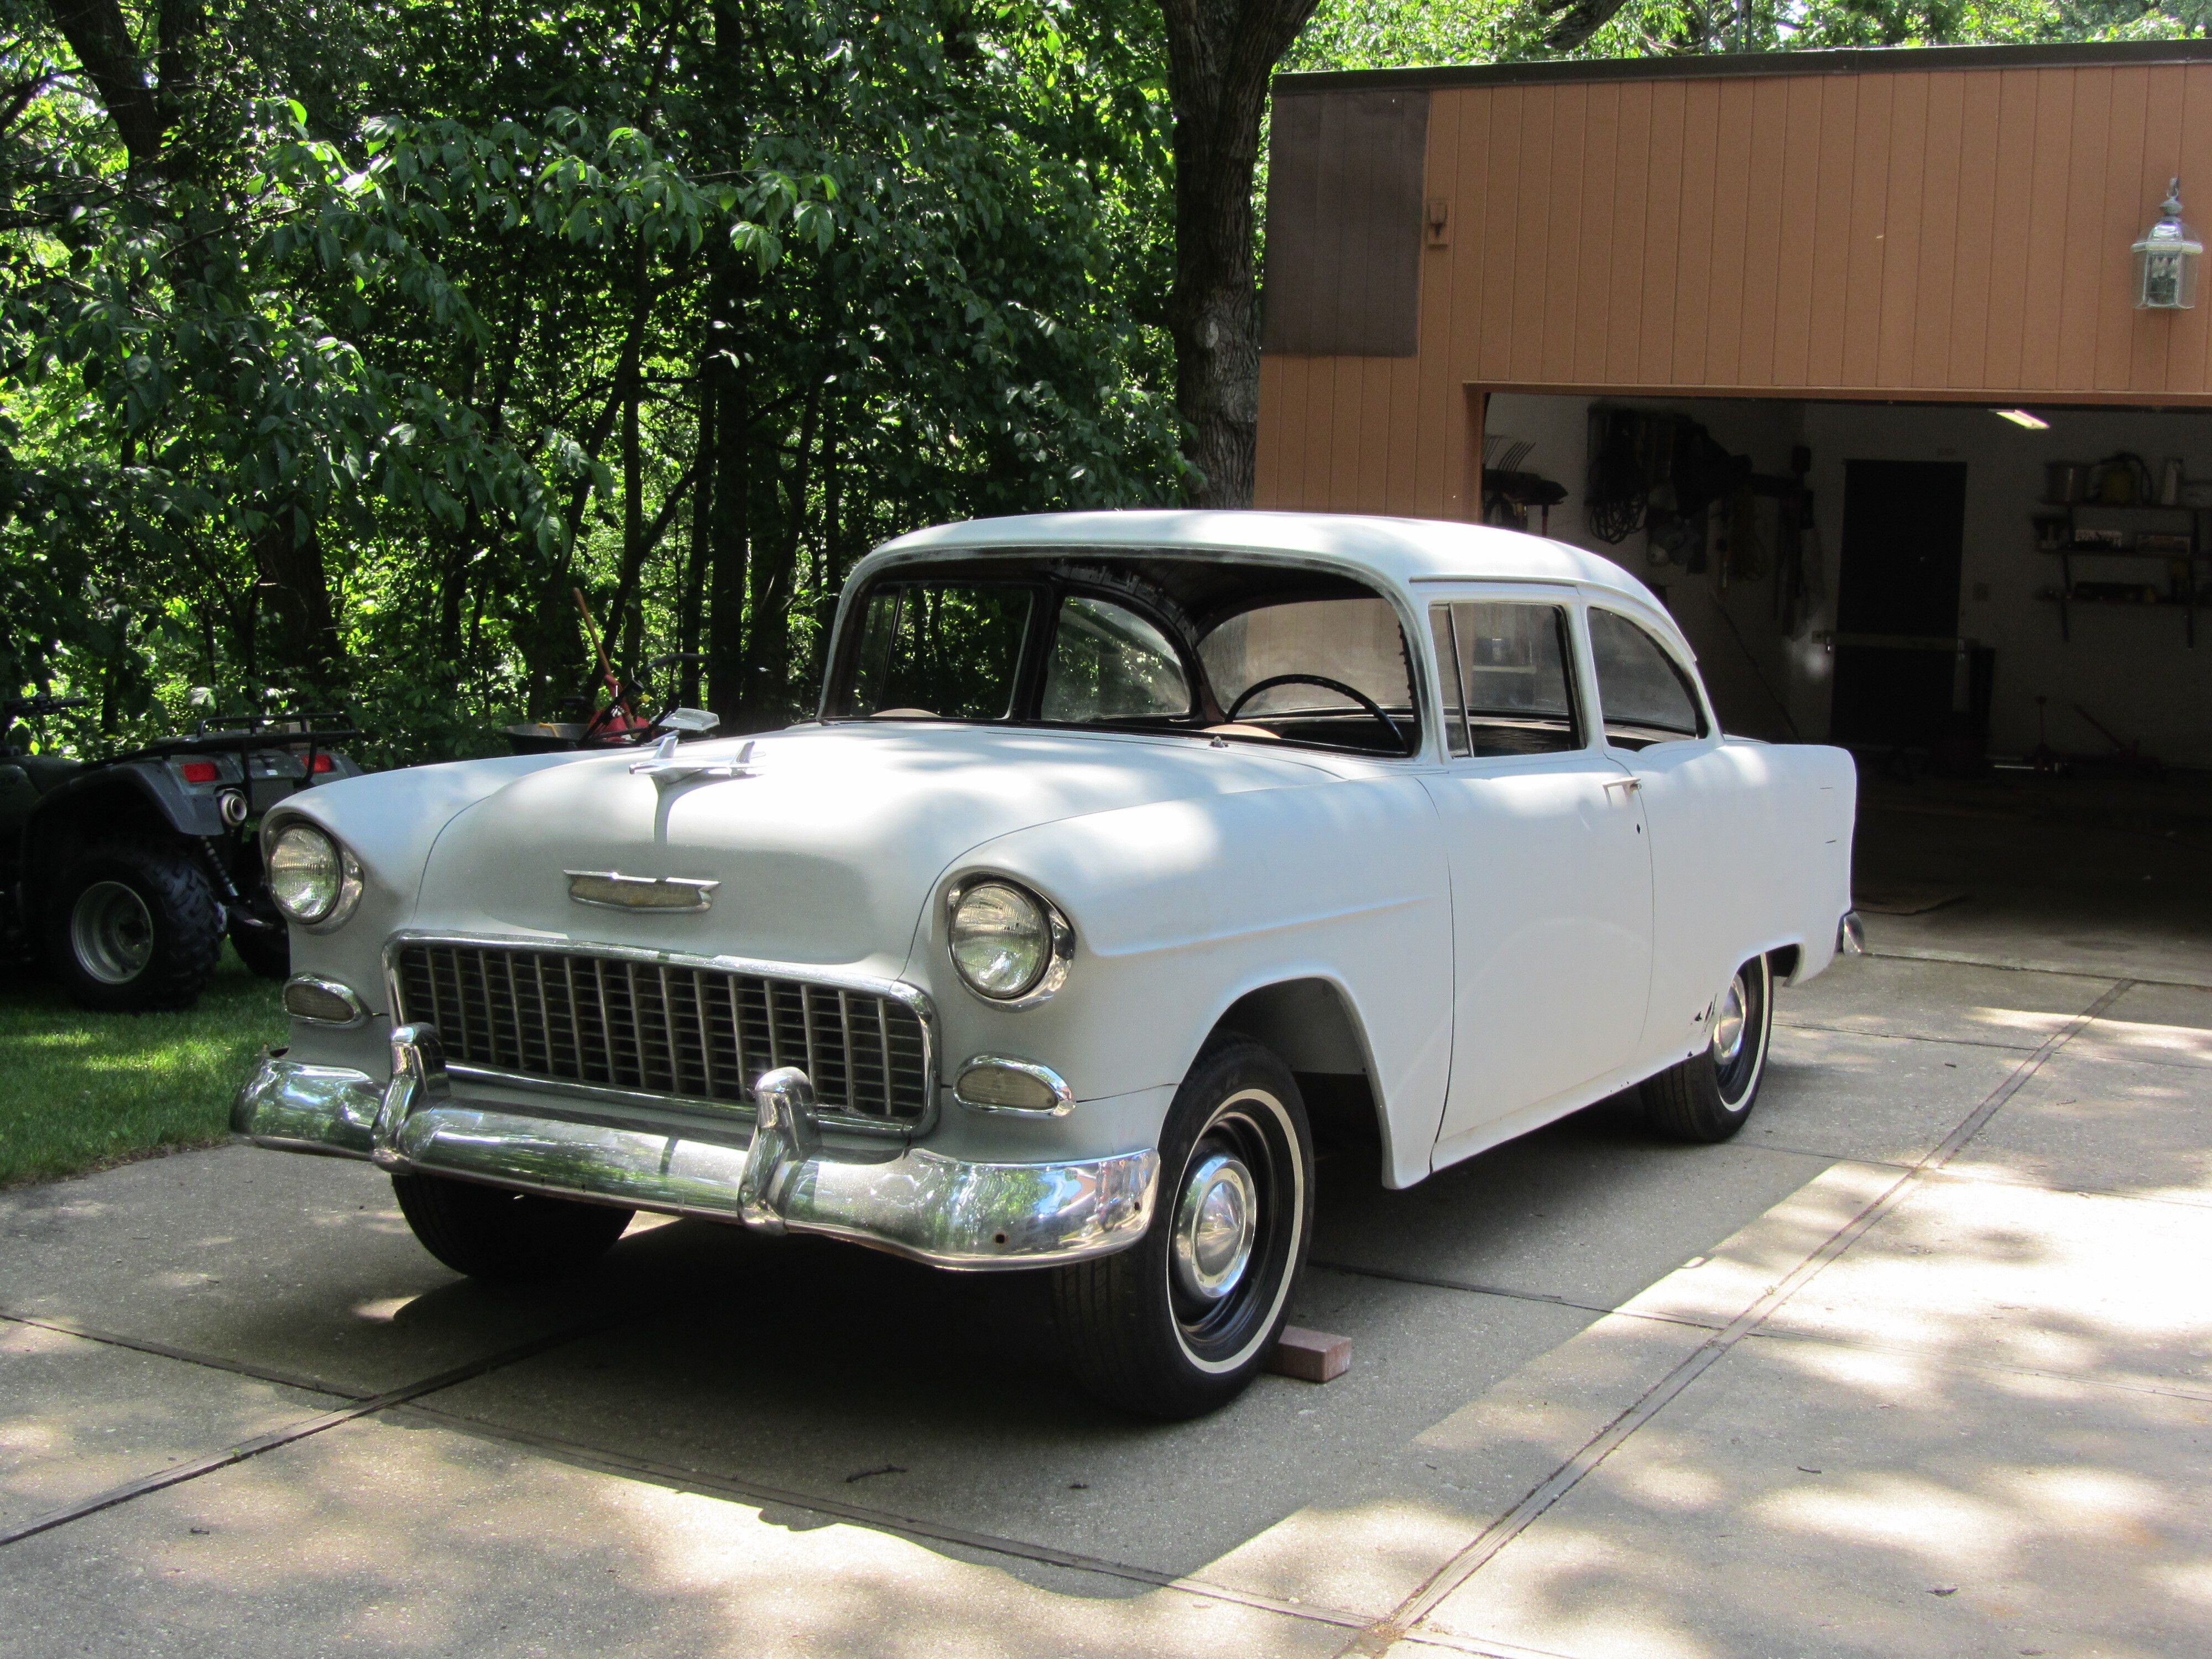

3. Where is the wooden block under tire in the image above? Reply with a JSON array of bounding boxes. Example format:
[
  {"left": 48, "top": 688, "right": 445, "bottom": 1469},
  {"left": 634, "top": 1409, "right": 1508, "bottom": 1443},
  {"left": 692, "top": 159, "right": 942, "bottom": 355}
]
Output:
[{"left": 1267, "top": 1327, "right": 1352, "bottom": 1383}]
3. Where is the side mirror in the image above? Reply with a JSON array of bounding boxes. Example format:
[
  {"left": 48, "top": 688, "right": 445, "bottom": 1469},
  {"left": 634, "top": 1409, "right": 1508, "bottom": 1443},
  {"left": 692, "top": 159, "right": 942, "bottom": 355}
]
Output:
[{"left": 658, "top": 707, "right": 722, "bottom": 736}]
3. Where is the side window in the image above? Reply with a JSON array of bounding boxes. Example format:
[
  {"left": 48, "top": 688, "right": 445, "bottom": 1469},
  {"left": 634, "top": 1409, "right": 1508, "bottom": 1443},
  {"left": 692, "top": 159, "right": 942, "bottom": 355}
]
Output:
[
  {"left": 1428, "top": 601, "right": 1581, "bottom": 758},
  {"left": 1588, "top": 609, "right": 1707, "bottom": 749},
  {"left": 1041, "top": 595, "right": 1191, "bottom": 722}
]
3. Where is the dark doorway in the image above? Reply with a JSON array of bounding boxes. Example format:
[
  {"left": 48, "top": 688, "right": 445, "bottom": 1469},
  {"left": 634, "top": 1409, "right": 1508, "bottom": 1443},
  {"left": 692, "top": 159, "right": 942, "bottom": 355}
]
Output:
[{"left": 1830, "top": 460, "right": 1969, "bottom": 749}]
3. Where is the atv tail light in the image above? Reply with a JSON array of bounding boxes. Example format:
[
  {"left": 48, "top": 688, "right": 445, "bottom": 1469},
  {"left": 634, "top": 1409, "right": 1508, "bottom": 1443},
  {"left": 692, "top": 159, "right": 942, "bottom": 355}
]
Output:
[
  {"left": 310, "top": 753, "right": 334, "bottom": 773},
  {"left": 179, "top": 760, "right": 219, "bottom": 784}
]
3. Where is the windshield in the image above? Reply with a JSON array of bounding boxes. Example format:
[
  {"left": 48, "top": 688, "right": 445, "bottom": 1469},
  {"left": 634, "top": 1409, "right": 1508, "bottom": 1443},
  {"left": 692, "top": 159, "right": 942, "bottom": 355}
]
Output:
[{"left": 825, "top": 554, "right": 1418, "bottom": 755}]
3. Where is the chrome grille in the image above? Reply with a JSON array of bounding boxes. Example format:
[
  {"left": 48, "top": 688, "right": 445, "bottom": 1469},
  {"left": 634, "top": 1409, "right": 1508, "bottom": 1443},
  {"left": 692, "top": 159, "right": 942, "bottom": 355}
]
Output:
[{"left": 391, "top": 941, "right": 930, "bottom": 1127}]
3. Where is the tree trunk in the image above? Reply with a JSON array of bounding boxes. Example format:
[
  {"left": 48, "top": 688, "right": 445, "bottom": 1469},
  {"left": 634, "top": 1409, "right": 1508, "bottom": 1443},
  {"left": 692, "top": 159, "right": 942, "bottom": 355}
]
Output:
[
  {"left": 703, "top": 274, "right": 752, "bottom": 722},
  {"left": 1159, "top": 0, "right": 1319, "bottom": 508},
  {"left": 252, "top": 505, "right": 342, "bottom": 691},
  {"left": 736, "top": 379, "right": 821, "bottom": 730},
  {"left": 679, "top": 383, "right": 714, "bottom": 709}
]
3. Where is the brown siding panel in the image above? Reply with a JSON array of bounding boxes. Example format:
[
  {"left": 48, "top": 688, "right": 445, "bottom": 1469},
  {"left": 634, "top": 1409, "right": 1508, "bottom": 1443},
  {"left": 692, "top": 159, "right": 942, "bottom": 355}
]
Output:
[
  {"left": 1947, "top": 70, "right": 2003, "bottom": 389},
  {"left": 1638, "top": 81, "right": 1688, "bottom": 386},
  {"left": 1478, "top": 87, "right": 1526, "bottom": 383},
  {"left": 1604, "top": 80, "right": 1655, "bottom": 386},
  {"left": 1912, "top": 74, "right": 1965, "bottom": 391},
  {"left": 1875, "top": 74, "right": 1929, "bottom": 388}
]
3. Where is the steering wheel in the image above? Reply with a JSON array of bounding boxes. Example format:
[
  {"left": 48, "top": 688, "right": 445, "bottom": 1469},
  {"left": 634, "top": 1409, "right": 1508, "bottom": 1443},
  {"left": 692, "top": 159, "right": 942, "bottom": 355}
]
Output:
[{"left": 1225, "top": 675, "right": 1408, "bottom": 752}]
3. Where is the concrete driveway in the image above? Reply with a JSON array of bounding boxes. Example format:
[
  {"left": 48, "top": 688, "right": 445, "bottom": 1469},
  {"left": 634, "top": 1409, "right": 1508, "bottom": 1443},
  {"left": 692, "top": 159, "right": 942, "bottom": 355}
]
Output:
[{"left": 6, "top": 804, "right": 2211, "bottom": 1656}]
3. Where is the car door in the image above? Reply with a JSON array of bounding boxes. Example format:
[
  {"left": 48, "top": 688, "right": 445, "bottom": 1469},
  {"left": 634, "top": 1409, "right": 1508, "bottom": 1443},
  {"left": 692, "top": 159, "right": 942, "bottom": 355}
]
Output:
[
  {"left": 1420, "top": 590, "right": 1654, "bottom": 1156},
  {"left": 1583, "top": 604, "right": 1776, "bottom": 1068}
]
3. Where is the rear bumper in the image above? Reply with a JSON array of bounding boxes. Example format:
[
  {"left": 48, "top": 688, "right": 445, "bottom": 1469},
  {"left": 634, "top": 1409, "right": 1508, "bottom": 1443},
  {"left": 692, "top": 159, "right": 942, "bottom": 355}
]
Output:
[{"left": 231, "top": 1026, "right": 1158, "bottom": 1271}]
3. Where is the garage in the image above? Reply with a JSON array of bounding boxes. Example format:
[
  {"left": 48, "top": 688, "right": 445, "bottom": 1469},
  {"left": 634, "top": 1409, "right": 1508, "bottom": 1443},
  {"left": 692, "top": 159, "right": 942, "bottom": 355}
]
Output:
[{"left": 1256, "top": 40, "right": 2212, "bottom": 781}]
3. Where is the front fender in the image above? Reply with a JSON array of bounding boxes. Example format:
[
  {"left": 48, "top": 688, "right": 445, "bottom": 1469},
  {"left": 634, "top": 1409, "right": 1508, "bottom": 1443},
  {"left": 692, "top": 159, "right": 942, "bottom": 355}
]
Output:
[{"left": 914, "top": 775, "right": 1454, "bottom": 1188}]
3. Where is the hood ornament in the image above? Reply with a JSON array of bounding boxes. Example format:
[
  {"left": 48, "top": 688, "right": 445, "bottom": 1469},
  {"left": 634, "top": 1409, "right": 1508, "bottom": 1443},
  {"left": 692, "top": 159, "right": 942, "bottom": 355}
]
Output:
[
  {"left": 567, "top": 870, "right": 719, "bottom": 911},
  {"left": 629, "top": 734, "right": 757, "bottom": 788}
]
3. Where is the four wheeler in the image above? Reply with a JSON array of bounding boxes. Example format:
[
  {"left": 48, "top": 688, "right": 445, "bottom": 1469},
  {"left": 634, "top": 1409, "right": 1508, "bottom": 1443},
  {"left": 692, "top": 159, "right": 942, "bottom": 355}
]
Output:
[{"left": 0, "top": 695, "right": 362, "bottom": 1011}]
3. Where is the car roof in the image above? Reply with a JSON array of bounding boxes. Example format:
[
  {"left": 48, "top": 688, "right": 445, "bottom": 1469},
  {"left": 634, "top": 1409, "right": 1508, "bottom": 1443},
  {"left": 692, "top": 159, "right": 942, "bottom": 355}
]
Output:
[{"left": 868, "top": 510, "right": 1668, "bottom": 614}]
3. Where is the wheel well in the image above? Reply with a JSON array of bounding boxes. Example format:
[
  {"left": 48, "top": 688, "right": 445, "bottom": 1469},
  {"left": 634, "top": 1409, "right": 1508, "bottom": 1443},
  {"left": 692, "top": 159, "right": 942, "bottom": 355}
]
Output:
[
  {"left": 1209, "top": 978, "right": 1383, "bottom": 1161},
  {"left": 25, "top": 783, "right": 173, "bottom": 901},
  {"left": 1768, "top": 943, "right": 1802, "bottom": 983}
]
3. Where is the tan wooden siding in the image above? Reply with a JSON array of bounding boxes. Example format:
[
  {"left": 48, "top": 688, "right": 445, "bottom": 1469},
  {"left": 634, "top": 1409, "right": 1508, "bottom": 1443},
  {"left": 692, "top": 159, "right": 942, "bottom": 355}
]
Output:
[{"left": 1258, "top": 58, "right": 2212, "bottom": 517}]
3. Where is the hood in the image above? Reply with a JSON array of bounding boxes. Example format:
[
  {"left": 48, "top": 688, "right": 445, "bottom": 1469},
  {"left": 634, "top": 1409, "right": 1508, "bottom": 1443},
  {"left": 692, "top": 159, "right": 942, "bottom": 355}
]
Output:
[{"left": 413, "top": 723, "right": 1342, "bottom": 970}]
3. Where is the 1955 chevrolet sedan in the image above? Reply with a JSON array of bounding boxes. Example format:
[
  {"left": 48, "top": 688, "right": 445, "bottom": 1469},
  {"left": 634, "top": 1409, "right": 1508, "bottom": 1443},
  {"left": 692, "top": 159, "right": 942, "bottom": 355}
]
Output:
[{"left": 234, "top": 510, "right": 1860, "bottom": 1417}]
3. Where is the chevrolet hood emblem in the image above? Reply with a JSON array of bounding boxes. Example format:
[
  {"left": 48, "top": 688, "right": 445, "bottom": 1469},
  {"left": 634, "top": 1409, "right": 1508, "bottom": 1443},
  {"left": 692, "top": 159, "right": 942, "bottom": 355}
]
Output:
[{"left": 566, "top": 870, "right": 719, "bottom": 911}]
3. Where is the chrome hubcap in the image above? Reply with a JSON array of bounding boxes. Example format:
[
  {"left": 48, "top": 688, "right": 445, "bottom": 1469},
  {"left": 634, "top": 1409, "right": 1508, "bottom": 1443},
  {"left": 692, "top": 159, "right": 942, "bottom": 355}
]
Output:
[
  {"left": 1712, "top": 974, "right": 1749, "bottom": 1066},
  {"left": 71, "top": 880, "right": 155, "bottom": 984},
  {"left": 1172, "top": 1151, "right": 1258, "bottom": 1303}
]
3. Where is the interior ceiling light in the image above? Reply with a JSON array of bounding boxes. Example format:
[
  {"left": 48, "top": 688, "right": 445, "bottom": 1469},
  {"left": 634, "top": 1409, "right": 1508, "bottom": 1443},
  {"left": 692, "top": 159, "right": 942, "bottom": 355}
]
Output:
[{"left": 1994, "top": 409, "right": 2051, "bottom": 429}]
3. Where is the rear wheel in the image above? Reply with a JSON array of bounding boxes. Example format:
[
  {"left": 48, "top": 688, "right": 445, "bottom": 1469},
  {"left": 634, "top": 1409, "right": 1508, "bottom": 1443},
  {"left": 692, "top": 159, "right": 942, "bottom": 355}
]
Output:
[
  {"left": 45, "top": 841, "right": 223, "bottom": 1012},
  {"left": 1642, "top": 953, "right": 1775, "bottom": 1143},
  {"left": 1051, "top": 1038, "right": 1313, "bottom": 1419},
  {"left": 390, "top": 1172, "right": 634, "bottom": 1282}
]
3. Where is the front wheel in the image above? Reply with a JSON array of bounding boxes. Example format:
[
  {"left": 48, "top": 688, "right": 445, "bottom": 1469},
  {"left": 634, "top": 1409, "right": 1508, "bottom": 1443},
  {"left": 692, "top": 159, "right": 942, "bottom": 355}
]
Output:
[
  {"left": 1051, "top": 1038, "right": 1313, "bottom": 1419},
  {"left": 391, "top": 1172, "right": 634, "bottom": 1282},
  {"left": 1642, "top": 953, "right": 1775, "bottom": 1143}
]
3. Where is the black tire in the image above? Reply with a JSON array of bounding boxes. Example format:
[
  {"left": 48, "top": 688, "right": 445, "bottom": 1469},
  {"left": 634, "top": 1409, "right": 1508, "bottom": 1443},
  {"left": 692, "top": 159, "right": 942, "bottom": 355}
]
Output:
[
  {"left": 1642, "top": 953, "right": 1775, "bottom": 1144},
  {"left": 390, "top": 1172, "right": 634, "bottom": 1283},
  {"left": 228, "top": 921, "right": 290, "bottom": 980},
  {"left": 1051, "top": 1037, "right": 1313, "bottom": 1419},
  {"left": 44, "top": 840, "right": 224, "bottom": 1013}
]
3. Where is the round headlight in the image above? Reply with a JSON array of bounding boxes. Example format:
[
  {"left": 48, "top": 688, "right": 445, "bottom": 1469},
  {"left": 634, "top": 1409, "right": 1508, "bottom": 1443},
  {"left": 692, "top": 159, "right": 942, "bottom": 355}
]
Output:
[
  {"left": 268, "top": 823, "right": 345, "bottom": 924},
  {"left": 949, "top": 880, "right": 1056, "bottom": 1001}
]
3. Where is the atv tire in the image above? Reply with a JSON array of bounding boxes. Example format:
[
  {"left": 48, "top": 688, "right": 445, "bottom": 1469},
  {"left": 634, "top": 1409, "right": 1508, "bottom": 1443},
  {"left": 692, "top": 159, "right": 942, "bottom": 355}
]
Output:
[
  {"left": 228, "top": 920, "right": 290, "bottom": 980},
  {"left": 46, "top": 840, "right": 225, "bottom": 1012}
]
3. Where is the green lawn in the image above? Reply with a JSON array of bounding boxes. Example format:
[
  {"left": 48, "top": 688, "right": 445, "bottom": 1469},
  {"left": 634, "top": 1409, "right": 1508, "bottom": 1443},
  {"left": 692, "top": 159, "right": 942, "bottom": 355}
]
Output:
[{"left": 0, "top": 947, "right": 285, "bottom": 1187}]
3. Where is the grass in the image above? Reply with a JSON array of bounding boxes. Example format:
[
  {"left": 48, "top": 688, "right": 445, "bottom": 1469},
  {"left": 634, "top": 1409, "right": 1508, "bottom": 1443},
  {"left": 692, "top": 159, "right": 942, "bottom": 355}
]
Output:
[{"left": 0, "top": 946, "right": 285, "bottom": 1187}]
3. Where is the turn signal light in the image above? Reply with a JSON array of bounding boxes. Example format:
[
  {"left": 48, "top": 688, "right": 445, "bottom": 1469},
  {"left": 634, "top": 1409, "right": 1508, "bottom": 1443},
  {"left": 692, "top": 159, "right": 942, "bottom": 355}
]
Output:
[
  {"left": 281, "top": 977, "right": 365, "bottom": 1025},
  {"left": 954, "top": 1060, "right": 1071, "bottom": 1114}
]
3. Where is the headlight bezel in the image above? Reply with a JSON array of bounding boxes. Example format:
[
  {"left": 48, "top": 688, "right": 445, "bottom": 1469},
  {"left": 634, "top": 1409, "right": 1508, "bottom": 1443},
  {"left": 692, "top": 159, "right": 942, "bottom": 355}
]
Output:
[
  {"left": 265, "top": 820, "right": 364, "bottom": 931},
  {"left": 945, "top": 875, "right": 1074, "bottom": 1009}
]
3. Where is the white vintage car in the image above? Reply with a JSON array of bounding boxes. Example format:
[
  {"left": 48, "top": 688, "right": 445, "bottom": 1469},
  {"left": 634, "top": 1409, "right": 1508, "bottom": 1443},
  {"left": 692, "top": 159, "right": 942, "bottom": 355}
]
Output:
[{"left": 234, "top": 511, "right": 1860, "bottom": 1417}]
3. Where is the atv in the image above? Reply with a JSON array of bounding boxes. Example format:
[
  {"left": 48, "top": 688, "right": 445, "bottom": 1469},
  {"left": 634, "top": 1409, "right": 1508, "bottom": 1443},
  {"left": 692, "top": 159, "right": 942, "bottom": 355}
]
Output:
[{"left": 0, "top": 695, "right": 362, "bottom": 1012}]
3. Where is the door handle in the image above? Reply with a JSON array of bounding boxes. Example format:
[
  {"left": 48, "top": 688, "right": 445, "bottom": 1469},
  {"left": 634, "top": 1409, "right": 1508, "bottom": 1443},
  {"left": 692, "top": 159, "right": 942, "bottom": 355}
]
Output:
[{"left": 1604, "top": 776, "right": 1643, "bottom": 796}]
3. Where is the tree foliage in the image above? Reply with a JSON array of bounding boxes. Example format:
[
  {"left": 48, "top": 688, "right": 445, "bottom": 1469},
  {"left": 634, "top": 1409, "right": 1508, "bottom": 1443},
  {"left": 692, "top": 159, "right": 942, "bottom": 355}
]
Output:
[{"left": 1, "top": 0, "right": 1181, "bottom": 759}]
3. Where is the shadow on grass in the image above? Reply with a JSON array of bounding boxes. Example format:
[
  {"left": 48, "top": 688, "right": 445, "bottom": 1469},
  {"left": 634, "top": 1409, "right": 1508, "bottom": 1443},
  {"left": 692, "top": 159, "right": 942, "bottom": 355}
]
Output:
[{"left": 0, "top": 946, "right": 283, "bottom": 1187}]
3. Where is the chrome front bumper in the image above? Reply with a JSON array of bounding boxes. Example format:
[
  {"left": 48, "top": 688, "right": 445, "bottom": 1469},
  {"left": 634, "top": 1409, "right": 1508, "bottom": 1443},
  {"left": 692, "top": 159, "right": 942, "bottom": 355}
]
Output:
[{"left": 232, "top": 1024, "right": 1159, "bottom": 1271}]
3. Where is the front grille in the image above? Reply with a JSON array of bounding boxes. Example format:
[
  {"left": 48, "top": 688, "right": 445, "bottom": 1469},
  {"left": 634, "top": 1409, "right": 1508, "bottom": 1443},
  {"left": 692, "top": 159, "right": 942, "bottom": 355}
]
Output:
[{"left": 392, "top": 941, "right": 931, "bottom": 1128}]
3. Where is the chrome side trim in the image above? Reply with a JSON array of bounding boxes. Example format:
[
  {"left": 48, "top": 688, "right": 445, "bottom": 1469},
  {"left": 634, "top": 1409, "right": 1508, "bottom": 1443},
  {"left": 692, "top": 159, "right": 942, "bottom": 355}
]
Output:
[
  {"left": 1838, "top": 909, "right": 1867, "bottom": 957},
  {"left": 231, "top": 1047, "right": 1157, "bottom": 1270},
  {"left": 280, "top": 975, "right": 371, "bottom": 1029},
  {"left": 953, "top": 1056, "right": 1076, "bottom": 1117},
  {"left": 380, "top": 931, "right": 938, "bottom": 1137}
]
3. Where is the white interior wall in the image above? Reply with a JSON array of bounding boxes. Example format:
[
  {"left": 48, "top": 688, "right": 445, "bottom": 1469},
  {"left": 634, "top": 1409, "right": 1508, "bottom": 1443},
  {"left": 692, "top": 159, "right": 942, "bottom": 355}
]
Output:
[{"left": 1485, "top": 392, "right": 2212, "bottom": 769}]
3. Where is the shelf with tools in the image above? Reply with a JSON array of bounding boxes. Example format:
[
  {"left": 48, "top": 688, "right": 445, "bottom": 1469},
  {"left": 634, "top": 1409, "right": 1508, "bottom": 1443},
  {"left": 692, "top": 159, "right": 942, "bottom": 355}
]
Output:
[{"left": 2032, "top": 491, "right": 2207, "bottom": 648}]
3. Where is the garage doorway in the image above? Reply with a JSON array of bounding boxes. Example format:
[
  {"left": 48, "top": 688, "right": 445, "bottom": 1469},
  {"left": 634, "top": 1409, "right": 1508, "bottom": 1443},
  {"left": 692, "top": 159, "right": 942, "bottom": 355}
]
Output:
[{"left": 1830, "top": 460, "right": 1969, "bottom": 750}]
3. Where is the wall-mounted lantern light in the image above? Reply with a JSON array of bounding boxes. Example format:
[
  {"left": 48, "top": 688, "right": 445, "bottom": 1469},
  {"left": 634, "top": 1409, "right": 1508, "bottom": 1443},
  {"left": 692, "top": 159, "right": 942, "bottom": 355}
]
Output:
[{"left": 2134, "top": 179, "right": 2201, "bottom": 310}]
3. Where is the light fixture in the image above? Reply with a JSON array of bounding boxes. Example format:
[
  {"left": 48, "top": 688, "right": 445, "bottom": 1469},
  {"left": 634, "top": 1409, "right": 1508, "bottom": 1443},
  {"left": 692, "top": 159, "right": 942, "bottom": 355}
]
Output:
[
  {"left": 2134, "top": 179, "right": 2201, "bottom": 310},
  {"left": 1994, "top": 409, "right": 2050, "bottom": 430}
]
